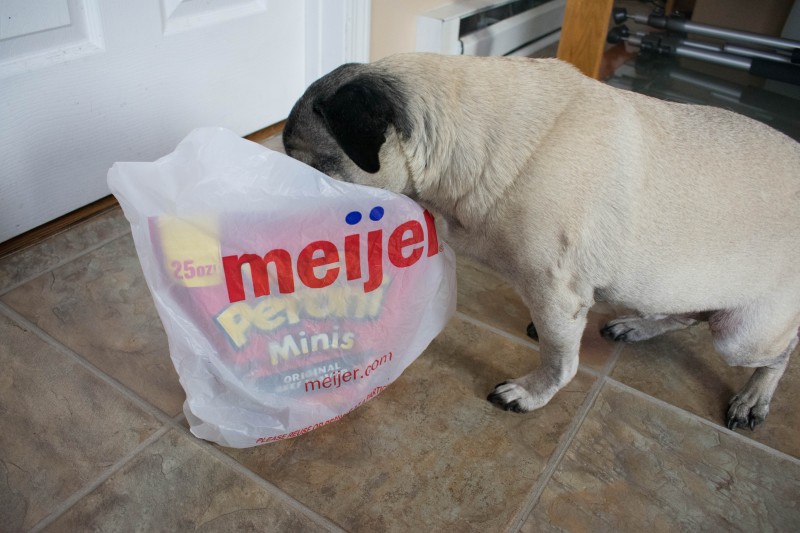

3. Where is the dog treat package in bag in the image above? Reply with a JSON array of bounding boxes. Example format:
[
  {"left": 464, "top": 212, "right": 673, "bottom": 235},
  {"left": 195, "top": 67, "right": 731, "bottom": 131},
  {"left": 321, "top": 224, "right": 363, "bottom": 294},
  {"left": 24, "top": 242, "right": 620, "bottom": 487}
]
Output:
[{"left": 108, "top": 127, "right": 456, "bottom": 448}]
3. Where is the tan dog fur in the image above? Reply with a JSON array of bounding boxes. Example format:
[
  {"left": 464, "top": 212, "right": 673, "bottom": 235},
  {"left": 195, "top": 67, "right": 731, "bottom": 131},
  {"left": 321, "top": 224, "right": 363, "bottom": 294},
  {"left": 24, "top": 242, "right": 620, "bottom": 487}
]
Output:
[{"left": 283, "top": 53, "right": 800, "bottom": 430}]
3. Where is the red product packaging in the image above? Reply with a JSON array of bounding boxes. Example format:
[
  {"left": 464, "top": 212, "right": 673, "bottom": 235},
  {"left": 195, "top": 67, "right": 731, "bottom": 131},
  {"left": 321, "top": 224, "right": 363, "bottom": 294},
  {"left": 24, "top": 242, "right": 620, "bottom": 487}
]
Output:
[{"left": 108, "top": 128, "right": 456, "bottom": 447}]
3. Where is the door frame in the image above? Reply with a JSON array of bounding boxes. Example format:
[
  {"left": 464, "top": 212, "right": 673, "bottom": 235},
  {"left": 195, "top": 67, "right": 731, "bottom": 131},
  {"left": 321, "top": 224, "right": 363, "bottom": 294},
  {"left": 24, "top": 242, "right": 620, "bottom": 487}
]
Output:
[
  {"left": 0, "top": 0, "right": 372, "bottom": 248},
  {"left": 305, "top": 0, "right": 371, "bottom": 86}
]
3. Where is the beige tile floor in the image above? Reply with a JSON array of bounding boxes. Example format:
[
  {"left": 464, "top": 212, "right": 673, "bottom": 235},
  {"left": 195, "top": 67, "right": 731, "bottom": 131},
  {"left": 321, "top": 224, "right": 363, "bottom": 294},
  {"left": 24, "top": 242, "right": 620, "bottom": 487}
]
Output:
[{"left": 1, "top": 134, "right": 799, "bottom": 532}]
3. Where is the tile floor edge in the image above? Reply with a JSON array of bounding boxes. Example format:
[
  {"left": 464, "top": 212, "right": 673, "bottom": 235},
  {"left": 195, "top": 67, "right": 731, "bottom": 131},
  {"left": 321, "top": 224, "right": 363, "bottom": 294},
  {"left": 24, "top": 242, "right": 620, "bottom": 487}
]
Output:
[
  {"left": 28, "top": 425, "right": 172, "bottom": 533},
  {"left": 505, "top": 344, "right": 625, "bottom": 532},
  {"left": 604, "top": 378, "right": 800, "bottom": 466},
  {"left": 0, "top": 301, "right": 173, "bottom": 425},
  {"left": 0, "top": 229, "right": 132, "bottom": 297},
  {"left": 454, "top": 311, "right": 541, "bottom": 352},
  {"left": 165, "top": 420, "right": 348, "bottom": 533},
  {"left": 453, "top": 311, "right": 615, "bottom": 380}
]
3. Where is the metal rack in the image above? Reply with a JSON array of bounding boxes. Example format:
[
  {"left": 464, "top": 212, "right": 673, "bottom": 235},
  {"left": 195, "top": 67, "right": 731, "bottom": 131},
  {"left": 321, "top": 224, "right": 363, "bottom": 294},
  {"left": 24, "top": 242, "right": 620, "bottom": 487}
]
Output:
[{"left": 608, "top": 7, "right": 800, "bottom": 86}]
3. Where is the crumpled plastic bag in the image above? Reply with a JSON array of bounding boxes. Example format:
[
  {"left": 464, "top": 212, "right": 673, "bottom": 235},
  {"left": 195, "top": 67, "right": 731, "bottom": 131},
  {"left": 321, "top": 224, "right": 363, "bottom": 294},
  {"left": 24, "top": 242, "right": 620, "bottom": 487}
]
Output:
[{"left": 107, "top": 127, "right": 456, "bottom": 447}]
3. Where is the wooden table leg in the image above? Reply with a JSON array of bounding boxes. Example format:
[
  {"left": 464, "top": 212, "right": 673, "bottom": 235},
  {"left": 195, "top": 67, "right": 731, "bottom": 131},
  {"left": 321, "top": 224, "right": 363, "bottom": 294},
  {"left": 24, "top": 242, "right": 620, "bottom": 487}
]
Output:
[{"left": 557, "top": 0, "right": 615, "bottom": 79}]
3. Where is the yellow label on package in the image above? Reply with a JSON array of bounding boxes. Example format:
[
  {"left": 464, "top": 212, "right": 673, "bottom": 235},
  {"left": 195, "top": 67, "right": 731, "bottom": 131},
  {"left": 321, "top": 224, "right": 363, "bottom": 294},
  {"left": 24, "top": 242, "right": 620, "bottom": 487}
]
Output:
[{"left": 157, "top": 216, "right": 222, "bottom": 288}]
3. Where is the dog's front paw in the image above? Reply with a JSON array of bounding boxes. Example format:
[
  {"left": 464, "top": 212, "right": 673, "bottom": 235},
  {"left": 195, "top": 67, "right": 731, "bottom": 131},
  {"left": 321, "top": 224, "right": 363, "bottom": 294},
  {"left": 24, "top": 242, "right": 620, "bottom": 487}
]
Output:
[
  {"left": 487, "top": 382, "right": 537, "bottom": 412},
  {"left": 488, "top": 371, "right": 566, "bottom": 413},
  {"left": 727, "top": 394, "right": 769, "bottom": 431}
]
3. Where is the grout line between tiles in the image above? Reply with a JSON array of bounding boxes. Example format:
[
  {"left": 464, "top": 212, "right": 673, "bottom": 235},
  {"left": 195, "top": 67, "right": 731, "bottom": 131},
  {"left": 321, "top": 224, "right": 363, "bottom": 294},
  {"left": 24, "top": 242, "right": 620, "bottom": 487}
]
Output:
[
  {"left": 0, "top": 302, "right": 344, "bottom": 532},
  {"left": 169, "top": 426, "right": 348, "bottom": 533},
  {"left": 28, "top": 425, "right": 172, "bottom": 533},
  {"left": 0, "top": 302, "right": 347, "bottom": 532},
  {"left": 0, "top": 229, "right": 132, "bottom": 297},
  {"left": 600, "top": 336, "right": 624, "bottom": 377},
  {"left": 455, "top": 311, "right": 540, "bottom": 351},
  {"left": 604, "top": 378, "right": 800, "bottom": 467},
  {"left": 506, "top": 343, "right": 625, "bottom": 532},
  {"left": 454, "top": 311, "right": 605, "bottom": 379},
  {"left": 0, "top": 302, "right": 174, "bottom": 426}
]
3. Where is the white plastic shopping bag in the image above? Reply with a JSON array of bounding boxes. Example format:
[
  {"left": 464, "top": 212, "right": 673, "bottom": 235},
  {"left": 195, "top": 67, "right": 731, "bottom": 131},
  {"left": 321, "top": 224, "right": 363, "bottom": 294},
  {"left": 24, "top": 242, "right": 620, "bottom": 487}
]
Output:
[{"left": 108, "top": 127, "right": 456, "bottom": 447}]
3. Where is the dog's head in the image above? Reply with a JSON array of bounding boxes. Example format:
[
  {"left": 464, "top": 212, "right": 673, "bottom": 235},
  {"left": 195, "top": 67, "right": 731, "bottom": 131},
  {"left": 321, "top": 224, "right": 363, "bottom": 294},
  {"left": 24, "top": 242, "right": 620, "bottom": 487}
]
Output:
[{"left": 283, "top": 63, "right": 417, "bottom": 195}]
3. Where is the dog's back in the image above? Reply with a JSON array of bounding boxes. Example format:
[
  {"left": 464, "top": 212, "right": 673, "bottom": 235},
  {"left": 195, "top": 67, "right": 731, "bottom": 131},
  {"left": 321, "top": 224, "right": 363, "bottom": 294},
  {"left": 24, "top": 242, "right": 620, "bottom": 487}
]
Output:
[
  {"left": 525, "top": 60, "right": 800, "bottom": 313},
  {"left": 389, "top": 54, "right": 800, "bottom": 314}
]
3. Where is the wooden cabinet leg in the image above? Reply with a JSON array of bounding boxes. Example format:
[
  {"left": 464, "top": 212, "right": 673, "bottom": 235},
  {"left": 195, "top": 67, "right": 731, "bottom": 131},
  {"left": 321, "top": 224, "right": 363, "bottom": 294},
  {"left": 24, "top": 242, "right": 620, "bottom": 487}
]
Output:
[{"left": 557, "top": 0, "right": 615, "bottom": 79}]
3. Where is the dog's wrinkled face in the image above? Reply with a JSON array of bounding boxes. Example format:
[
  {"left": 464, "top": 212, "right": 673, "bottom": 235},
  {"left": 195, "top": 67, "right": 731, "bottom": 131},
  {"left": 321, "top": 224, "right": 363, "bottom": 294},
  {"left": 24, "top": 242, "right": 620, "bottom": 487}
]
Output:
[{"left": 283, "top": 63, "right": 416, "bottom": 195}]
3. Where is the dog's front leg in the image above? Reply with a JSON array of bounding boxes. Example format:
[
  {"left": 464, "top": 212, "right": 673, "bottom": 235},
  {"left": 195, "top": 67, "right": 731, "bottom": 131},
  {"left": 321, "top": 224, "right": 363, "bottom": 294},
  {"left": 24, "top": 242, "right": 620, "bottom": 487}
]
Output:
[{"left": 488, "top": 299, "right": 588, "bottom": 413}]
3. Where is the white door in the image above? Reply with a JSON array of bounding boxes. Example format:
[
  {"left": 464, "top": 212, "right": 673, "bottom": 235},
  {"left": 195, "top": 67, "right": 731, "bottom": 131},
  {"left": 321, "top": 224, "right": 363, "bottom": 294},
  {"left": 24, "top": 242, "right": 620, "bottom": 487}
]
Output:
[{"left": 0, "top": 0, "right": 370, "bottom": 243}]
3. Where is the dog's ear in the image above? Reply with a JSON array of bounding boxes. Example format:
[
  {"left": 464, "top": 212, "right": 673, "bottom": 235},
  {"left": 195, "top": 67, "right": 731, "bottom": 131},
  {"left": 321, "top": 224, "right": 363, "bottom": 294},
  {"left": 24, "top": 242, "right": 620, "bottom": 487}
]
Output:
[{"left": 313, "top": 78, "right": 395, "bottom": 174}]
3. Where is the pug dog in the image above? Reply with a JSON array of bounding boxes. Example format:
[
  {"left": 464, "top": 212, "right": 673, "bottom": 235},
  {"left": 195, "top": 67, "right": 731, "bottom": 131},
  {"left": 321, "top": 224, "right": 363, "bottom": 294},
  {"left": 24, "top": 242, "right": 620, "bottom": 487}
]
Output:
[{"left": 282, "top": 52, "right": 800, "bottom": 430}]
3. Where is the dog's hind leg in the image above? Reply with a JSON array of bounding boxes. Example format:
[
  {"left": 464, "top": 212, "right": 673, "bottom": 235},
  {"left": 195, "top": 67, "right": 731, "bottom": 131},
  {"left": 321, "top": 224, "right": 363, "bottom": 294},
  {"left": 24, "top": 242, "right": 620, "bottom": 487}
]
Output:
[
  {"left": 600, "top": 313, "right": 707, "bottom": 343},
  {"left": 727, "top": 351, "right": 793, "bottom": 430},
  {"left": 710, "top": 302, "right": 800, "bottom": 430}
]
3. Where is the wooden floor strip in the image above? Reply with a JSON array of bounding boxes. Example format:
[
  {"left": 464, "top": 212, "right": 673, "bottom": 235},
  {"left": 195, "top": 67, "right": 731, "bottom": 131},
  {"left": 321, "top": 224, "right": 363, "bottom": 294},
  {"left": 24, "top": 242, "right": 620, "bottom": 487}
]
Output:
[{"left": 0, "top": 195, "right": 120, "bottom": 259}]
